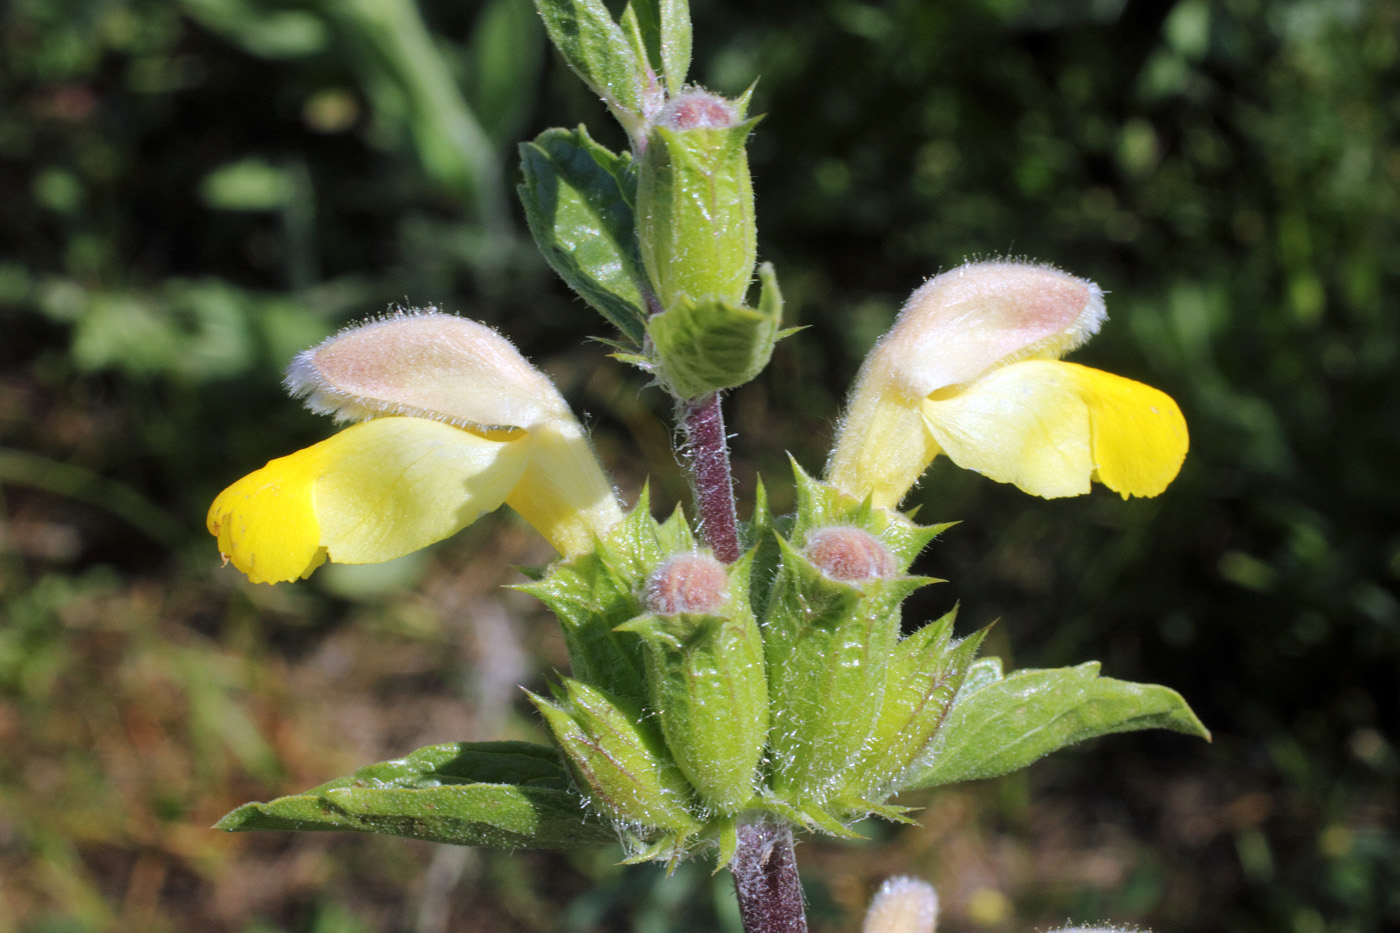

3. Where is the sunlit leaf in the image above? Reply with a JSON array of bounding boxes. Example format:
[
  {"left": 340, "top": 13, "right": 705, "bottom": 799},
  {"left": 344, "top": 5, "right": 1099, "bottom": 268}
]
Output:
[
  {"left": 898, "top": 661, "right": 1209, "bottom": 790},
  {"left": 217, "top": 742, "right": 618, "bottom": 849}
]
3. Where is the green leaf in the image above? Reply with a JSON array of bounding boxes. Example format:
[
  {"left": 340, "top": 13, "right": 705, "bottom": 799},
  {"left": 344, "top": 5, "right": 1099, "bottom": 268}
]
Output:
[
  {"left": 529, "top": 681, "right": 702, "bottom": 835},
  {"left": 216, "top": 741, "right": 617, "bottom": 849},
  {"left": 645, "top": 263, "right": 782, "bottom": 398},
  {"left": 625, "top": 0, "right": 691, "bottom": 95},
  {"left": 518, "top": 127, "right": 649, "bottom": 345},
  {"left": 533, "top": 0, "right": 658, "bottom": 134},
  {"left": 898, "top": 661, "right": 1211, "bottom": 791}
]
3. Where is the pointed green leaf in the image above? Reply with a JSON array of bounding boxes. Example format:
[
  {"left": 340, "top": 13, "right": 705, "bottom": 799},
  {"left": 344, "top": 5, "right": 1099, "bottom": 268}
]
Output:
[
  {"left": 529, "top": 682, "right": 701, "bottom": 835},
  {"left": 533, "top": 0, "right": 658, "bottom": 134},
  {"left": 518, "top": 127, "right": 648, "bottom": 344},
  {"left": 645, "top": 263, "right": 783, "bottom": 398},
  {"left": 216, "top": 741, "right": 616, "bottom": 849},
  {"left": 617, "top": 5, "right": 658, "bottom": 106},
  {"left": 626, "top": 0, "right": 691, "bottom": 95},
  {"left": 898, "top": 662, "right": 1211, "bottom": 791}
]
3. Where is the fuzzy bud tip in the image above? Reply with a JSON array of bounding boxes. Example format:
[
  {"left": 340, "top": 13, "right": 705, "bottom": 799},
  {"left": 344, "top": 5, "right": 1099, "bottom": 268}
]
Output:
[
  {"left": 657, "top": 91, "right": 738, "bottom": 131},
  {"left": 643, "top": 552, "right": 730, "bottom": 615},
  {"left": 804, "top": 526, "right": 896, "bottom": 582}
]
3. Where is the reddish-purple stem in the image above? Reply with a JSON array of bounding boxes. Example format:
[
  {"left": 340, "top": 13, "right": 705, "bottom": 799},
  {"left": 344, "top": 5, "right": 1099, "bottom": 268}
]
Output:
[
  {"left": 657, "top": 305, "right": 802, "bottom": 933},
  {"left": 679, "top": 396, "right": 806, "bottom": 931},
  {"left": 731, "top": 820, "right": 808, "bottom": 933},
  {"left": 681, "top": 393, "right": 741, "bottom": 563}
]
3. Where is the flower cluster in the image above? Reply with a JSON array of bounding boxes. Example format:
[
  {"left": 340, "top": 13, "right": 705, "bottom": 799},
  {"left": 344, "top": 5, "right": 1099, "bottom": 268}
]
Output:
[
  {"left": 210, "top": 260, "right": 1203, "bottom": 899},
  {"left": 209, "top": 261, "right": 1186, "bottom": 584}
]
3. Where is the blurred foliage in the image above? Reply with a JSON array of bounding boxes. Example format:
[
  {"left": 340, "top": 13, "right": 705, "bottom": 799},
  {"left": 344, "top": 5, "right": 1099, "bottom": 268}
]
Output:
[{"left": 1, "top": 0, "right": 1397, "bottom": 931}]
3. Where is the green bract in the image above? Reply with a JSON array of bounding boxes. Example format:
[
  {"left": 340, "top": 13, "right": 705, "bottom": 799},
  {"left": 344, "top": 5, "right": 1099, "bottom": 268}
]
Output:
[
  {"left": 636, "top": 116, "right": 758, "bottom": 311},
  {"left": 645, "top": 263, "right": 785, "bottom": 398},
  {"left": 220, "top": 469, "right": 1208, "bottom": 864}
]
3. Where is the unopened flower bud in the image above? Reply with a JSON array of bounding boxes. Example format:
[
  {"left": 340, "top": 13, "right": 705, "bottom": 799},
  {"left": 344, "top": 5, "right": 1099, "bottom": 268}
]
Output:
[
  {"left": 623, "top": 551, "right": 765, "bottom": 813},
  {"left": 804, "top": 526, "right": 896, "bottom": 582},
  {"left": 643, "top": 552, "right": 729, "bottom": 615},
  {"left": 656, "top": 90, "right": 738, "bottom": 131},
  {"left": 636, "top": 91, "right": 756, "bottom": 310},
  {"left": 861, "top": 876, "right": 939, "bottom": 933}
]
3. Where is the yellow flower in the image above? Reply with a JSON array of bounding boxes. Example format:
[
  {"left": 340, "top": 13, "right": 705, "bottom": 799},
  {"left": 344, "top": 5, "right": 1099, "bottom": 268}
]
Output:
[
  {"left": 207, "top": 311, "right": 623, "bottom": 583},
  {"left": 827, "top": 261, "right": 1187, "bottom": 507}
]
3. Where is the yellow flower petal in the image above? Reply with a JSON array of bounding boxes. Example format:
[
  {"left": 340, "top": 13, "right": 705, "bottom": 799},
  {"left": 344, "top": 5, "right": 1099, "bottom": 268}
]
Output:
[
  {"left": 207, "top": 445, "right": 330, "bottom": 585},
  {"left": 207, "top": 417, "right": 530, "bottom": 583},
  {"left": 313, "top": 417, "right": 530, "bottom": 564},
  {"left": 1063, "top": 362, "right": 1188, "bottom": 497},
  {"left": 504, "top": 424, "right": 625, "bottom": 556},
  {"left": 826, "top": 383, "right": 941, "bottom": 509},
  {"left": 920, "top": 360, "right": 1187, "bottom": 499}
]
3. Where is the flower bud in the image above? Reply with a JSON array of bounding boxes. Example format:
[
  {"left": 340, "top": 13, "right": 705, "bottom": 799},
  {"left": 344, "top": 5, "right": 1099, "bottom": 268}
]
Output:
[
  {"left": 861, "top": 877, "right": 939, "bottom": 933},
  {"left": 657, "top": 91, "right": 737, "bottom": 131},
  {"left": 621, "top": 552, "right": 767, "bottom": 813},
  {"left": 803, "top": 526, "right": 896, "bottom": 582},
  {"left": 643, "top": 551, "right": 729, "bottom": 615},
  {"left": 636, "top": 90, "right": 757, "bottom": 310}
]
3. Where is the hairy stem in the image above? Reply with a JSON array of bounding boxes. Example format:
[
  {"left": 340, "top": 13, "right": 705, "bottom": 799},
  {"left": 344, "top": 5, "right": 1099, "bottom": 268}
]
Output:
[
  {"left": 731, "top": 819, "right": 808, "bottom": 933},
  {"left": 676, "top": 363, "right": 802, "bottom": 933},
  {"left": 681, "top": 393, "right": 741, "bottom": 563}
]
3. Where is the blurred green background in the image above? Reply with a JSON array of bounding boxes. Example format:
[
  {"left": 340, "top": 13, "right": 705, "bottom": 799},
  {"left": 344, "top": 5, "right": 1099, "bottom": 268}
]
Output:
[{"left": 2, "top": 0, "right": 1397, "bottom": 930}]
